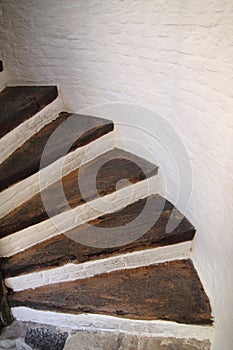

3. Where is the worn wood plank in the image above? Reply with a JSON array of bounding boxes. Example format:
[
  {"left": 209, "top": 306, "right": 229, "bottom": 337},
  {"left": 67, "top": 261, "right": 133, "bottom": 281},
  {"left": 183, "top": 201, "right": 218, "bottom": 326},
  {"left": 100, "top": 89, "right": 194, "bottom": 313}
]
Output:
[
  {"left": 0, "top": 195, "right": 195, "bottom": 278},
  {"left": 0, "top": 112, "right": 114, "bottom": 191},
  {"left": 0, "top": 86, "right": 58, "bottom": 138},
  {"left": 9, "top": 260, "right": 212, "bottom": 325},
  {"left": 0, "top": 149, "right": 158, "bottom": 239}
]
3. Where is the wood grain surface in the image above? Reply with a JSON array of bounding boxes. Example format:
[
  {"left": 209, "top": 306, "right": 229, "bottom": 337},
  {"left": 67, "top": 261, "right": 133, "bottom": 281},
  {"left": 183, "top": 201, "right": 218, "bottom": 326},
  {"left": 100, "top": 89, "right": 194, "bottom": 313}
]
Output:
[
  {"left": 9, "top": 260, "right": 212, "bottom": 325},
  {"left": 0, "top": 86, "right": 58, "bottom": 138},
  {"left": 0, "top": 149, "right": 158, "bottom": 238},
  {"left": 0, "top": 112, "right": 113, "bottom": 191},
  {"left": 1, "top": 195, "right": 195, "bottom": 278}
]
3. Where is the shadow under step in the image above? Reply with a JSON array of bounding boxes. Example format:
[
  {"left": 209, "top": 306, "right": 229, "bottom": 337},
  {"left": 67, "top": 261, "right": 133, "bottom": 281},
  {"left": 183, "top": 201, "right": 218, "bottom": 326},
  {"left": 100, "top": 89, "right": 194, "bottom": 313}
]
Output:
[
  {"left": 8, "top": 259, "right": 213, "bottom": 326},
  {"left": 0, "top": 112, "right": 114, "bottom": 192},
  {"left": 0, "top": 86, "right": 58, "bottom": 139},
  {"left": 1, "top": 194, "right": 195, "bottom": 280},
  {"left": 0, "top": 149, "right": 158, "bottom": 240}
]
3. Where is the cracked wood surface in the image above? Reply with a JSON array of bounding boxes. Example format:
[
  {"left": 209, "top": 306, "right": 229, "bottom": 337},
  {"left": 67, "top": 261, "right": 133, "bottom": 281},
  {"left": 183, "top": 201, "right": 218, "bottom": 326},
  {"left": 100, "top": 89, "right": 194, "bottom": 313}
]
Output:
[
  {"left": 0, "top": 149, "right": 158, "bottom": 238},
  {"left": 0, "top": 86, "right": 58, "bottom": 138},
  {"left": 1, "top": 195, "right": 195, "bottom": 278},
  {"left": 9, "top": 260, "right": 212, "bottom": 325},
  {"left": 0, "top": 112, "right": 113, "bottom": 191}
]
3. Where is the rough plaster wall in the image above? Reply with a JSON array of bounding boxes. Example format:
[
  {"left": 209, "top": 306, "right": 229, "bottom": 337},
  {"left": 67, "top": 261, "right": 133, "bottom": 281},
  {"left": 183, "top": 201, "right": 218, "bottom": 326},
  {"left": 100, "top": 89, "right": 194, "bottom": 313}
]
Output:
[{"left": 0, "top": 1, "right": 233, "bottom": 349}]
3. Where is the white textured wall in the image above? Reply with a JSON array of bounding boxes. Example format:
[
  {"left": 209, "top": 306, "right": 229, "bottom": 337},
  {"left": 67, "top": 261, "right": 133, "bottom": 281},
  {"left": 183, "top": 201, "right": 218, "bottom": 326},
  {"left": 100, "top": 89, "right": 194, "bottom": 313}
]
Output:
[{"left": 1, "top": 1, "right": 233, "bottom": 349}]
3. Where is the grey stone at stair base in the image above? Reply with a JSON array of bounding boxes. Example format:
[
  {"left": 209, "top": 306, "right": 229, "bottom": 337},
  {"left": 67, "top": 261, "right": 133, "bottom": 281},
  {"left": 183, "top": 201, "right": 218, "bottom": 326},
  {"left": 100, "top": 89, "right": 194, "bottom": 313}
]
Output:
[
  {"left": 0, "top": 321, "right": 68, "bottom": 350},
  {"left": 0, "top": 321, "right": 210, "bottom": 350},
  {"left": 25, "top": 327, "right": 68, "bottom": 350},
  {"left": 0, "top": 321, "right": 27, "bottom": 341},
  {"left": 0, "top": 338, "right": 32, "bottom": 350},
  {"left": 0, "top": 321, "right": 31, "bottom": 350},
  {"left": 64, "top": 331, "right": 211, "bottom": 350}
]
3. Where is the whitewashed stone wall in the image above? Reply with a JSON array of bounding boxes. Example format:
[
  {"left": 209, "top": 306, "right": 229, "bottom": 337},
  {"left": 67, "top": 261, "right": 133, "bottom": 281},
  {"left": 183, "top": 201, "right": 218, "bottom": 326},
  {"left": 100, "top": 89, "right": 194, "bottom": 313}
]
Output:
[{"left": 0, "top": 1, "right": 233, "bottom": 349}]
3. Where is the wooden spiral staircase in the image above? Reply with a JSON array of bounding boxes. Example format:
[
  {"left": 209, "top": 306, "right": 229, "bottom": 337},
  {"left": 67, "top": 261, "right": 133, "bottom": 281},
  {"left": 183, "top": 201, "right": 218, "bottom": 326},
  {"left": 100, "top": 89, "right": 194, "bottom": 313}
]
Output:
[{"left": 0, "top": 62, "right": 213, "bottom": 349}]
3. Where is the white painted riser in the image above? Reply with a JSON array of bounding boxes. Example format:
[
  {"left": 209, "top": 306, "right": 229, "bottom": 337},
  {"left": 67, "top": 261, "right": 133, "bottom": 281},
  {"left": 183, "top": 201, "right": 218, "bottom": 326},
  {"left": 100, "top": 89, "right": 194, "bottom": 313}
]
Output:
[
  {"left": 5, "top": 241, "right": 192, "bottom": 291},
  {"left": 0, "top": 95, "right": 64, "bottom": 164},
  {"left": 11, "top": 308, "right": 214, "bottom": 343}
]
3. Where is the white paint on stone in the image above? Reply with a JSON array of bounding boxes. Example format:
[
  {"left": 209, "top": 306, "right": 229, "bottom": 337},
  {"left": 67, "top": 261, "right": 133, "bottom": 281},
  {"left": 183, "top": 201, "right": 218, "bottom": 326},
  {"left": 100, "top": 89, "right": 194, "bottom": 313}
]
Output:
[
  {"left": 0, "top": 175, "right": 159, "bottom": 257},
  {"left": 0, "top": 96, "right": 64, "bottom": 164},
  {"left": 11, "top": 307, "right": 214, "bottom": 342},
  {"left": 0, "top": 130, "right": 116, "bottom": 218},
  {"left": 5, "top": 241, "right": 192, "bottom": 291}
]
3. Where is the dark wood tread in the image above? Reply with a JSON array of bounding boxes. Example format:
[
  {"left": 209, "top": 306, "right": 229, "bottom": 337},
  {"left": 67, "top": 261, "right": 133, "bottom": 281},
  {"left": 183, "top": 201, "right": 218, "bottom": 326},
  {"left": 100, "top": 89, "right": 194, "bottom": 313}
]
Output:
[
  {"left": 0, "top": 112, "right": 114, "bottom": 192},
  {"left": 0, "top": 86, "right": 58, "bottom": 138},
  {"left": 8, "top": 259, "right": 212, "bottom": 325},
  {"left": 0, "top": 149, "right": 158, "bottom": 239},
  {"left": 1, "top": 195, "right": 195, "bottom": 279}
]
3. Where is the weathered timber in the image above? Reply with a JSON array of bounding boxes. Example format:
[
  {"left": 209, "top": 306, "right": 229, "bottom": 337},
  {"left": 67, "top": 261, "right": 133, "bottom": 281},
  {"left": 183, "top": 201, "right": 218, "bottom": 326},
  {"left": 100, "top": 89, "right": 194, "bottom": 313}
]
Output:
[
  {"left": 0, "top": 112, "right": 113, "bottom": 191},
  {"left": 0, "top": 195, "right": 195, "bottom": 278},
  {"left": 0, "top": 86, "right": 58, "bottom": 138},
  {"left": 9, "top": 260, "right": 212, "bottom": 325},
  {"left": 0, "top": 149, "right": 158, "bottom": 239}
]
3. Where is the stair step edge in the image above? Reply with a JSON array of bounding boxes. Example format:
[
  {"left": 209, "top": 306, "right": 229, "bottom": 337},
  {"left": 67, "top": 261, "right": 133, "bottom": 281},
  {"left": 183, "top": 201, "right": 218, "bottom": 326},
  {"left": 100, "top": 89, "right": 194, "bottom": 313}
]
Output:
[
  {"left": 0, "top": 176, "right": 159, "bottom": 257},
  {"left": 0, "top": 86, "right": 58, "bottom": 138},
  {"left": 0, "top": 148, "right": 159, "bottom": 240},
  {"left": 0, "top": 95, "right": 64, "bottom": 164},
  {"left": 11, "top": 307, "right": 214, "bottom": 342},
  {"left": 0, "top": 130, "right": 116, "bottom": 219},
  {"left": 0, "top": 112, "right": 114, "bottom": 192},
  {"left": 4, "top": 241, "right": 193, "bottom": 291},
  {"left": 1, "top": 194, "right": 195, "bottom": 280},
  {"left": 8, "top": 260, "right": 213, "bottom": 326}
]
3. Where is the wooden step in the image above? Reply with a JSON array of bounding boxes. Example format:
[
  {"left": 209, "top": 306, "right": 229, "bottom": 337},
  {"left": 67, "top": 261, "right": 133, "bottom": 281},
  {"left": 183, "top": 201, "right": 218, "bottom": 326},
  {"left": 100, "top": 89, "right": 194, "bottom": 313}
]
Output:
[
  {"left": 0, "top": 86, "right": 58, "bottom": 138},
  {"left": 8, "top": 259, "right": 212, "bottom": 325},
  {"left": 0, "top": 112, "right": 114, "bottom": 192},
  {"left": 0, "top": 149, "right": 158, "bottom": 239},
  {"left": 1, "top": 195, "right": 195, "bottom": 279}
]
